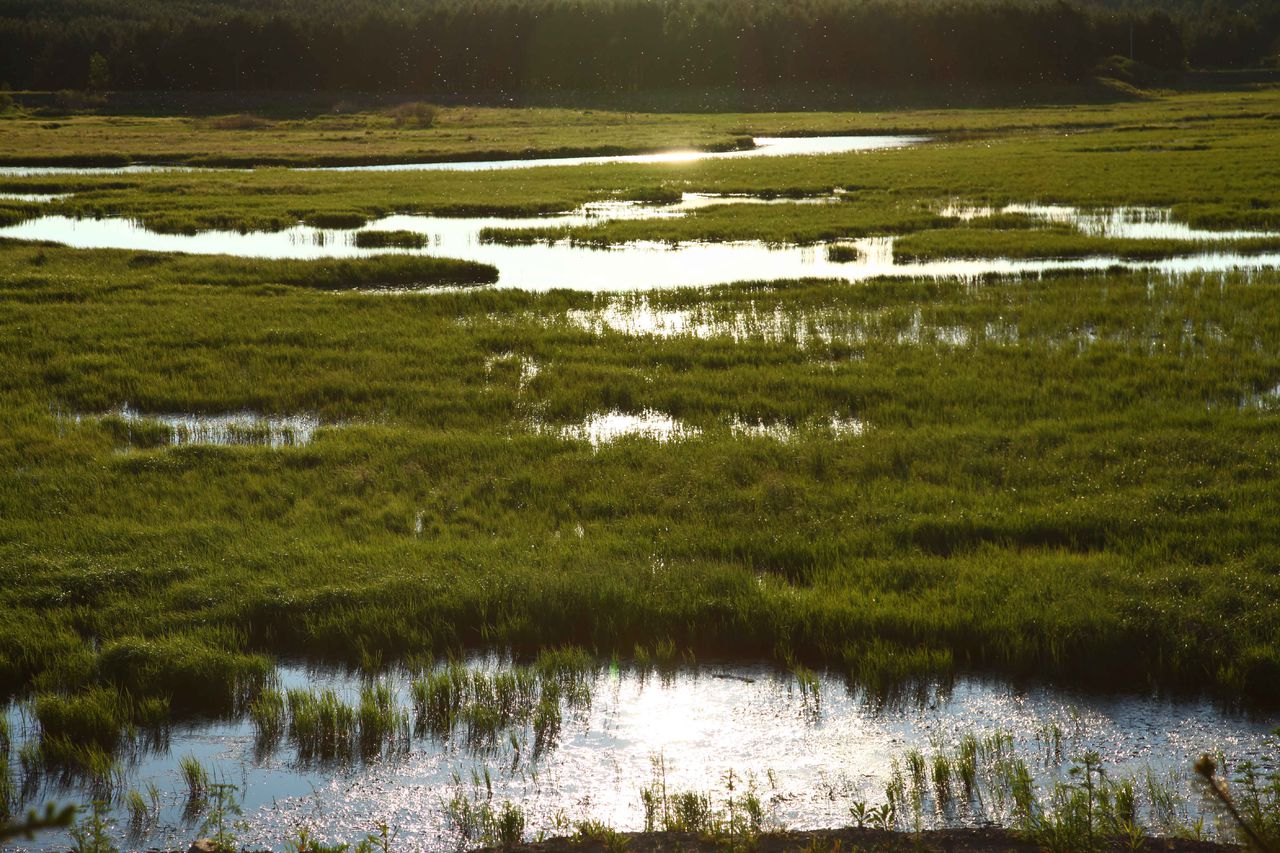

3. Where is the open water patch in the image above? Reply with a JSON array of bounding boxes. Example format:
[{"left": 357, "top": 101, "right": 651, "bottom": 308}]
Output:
[
  {"left": 551, "top": 409, "right": 700, "bottom": 446},
  {"left": 4, "top": 659, "right": 1276, "bottom": 852},
  {"left": 68, "top": 405, "right": 323, "bottom": 448},
  {"left": 939, "top": 201, "right": 1280, "bottom": 242},
  {"left": 0, "top": 136, "right": 928, "bottom": 177},
  {"left": 0, "top": 191, "right": 71, "bottom": 202},
  {"left": 5, "top": 200, "right": 1280, "bottom": 292}
]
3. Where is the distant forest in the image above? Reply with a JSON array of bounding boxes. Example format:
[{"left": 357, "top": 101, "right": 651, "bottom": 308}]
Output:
[{"left": 0, "top": 0, "right": 1276, "bottom": 93}]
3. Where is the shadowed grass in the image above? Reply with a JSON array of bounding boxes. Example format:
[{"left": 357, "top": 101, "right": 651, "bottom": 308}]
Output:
[{"left": 894, "top": 228, "right": 1280, "bottom": 261}]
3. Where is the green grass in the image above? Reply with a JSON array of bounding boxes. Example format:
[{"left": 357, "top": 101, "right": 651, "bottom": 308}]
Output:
[
  {"left": 8, "top": 246, "right": 497, "bottom": 291},
  {"left": 5, "top": 87, "right": 1280, "bottom": 241},
  {"left": 893, "top": 227, "right": 1280, "bottom": 262},
  {"left": 352, "top": 230, "right": 429, "bottom": 250},
  {"left": 410, "top": 652, "right": 593, "bottom": 753},
  {"left": 179, "top": 753, "right": 208, "bottom": 796},
  {"left": 2, "top": 236, "right": 1280, "bottom": 716},
  {"left": 1, "top": 89, "right": 1280, "bottom": 785}
]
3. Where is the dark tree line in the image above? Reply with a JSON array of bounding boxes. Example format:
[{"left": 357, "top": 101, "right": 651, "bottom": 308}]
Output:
[{"left": 0, "top": 0, "right": 1276, "bottom": 94}]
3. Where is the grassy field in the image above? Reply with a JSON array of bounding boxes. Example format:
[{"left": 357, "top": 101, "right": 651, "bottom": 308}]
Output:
[
  {"left": 3, "top": 87, "right": 1279, "bottom": 240},
  {"left": 2, "top": 86, "right": 1280, "bottom": 776}
]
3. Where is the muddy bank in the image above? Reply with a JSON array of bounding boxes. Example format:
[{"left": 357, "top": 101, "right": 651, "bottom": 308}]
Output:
[{"left": 479, "top": 826, "right": 1237, "bottom": 852}]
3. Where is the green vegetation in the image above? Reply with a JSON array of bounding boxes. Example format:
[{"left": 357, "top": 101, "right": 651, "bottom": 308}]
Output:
[
  {"left": 2, "top": 247, "right": 496, "bottom": 291},
  {"left": 1, "top": 81, "right": 1280, "bottom": 843},
  {"left": 3, "top": 232, "right": 1280, "bottom": 723},
  {"left": 893, "top": 227, "right": 1280, "bottom": 262},
  {"left": 411, "top": 651, "right": 592, "bottom": 753},
  {"left": 353, "top": 230, "right": 429, "bottom": 250},
  {"left": 9, "top": 88, "right": 1279, "bottom": 243}
]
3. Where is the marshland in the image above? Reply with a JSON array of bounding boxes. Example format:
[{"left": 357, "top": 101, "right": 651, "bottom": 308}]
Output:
[{"left": 3, "top": 0, "right": 1280, "bottom": 850}]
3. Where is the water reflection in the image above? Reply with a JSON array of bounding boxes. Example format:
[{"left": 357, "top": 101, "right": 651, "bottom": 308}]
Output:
[
  {"left": 939, "top": 201, "right": 1279, "bottom": 242},
  {"left": 66, "top": 406, "right": 323, "bottom": 448},
  {"left": 4, "top": 199, "right": 1280, "bottom": 292},
  {"left": 5, "top": 662, "right": 1275, "bottom": 852},
  {"left": 0, "top": 136, "right": 927, "bottom": 177}
]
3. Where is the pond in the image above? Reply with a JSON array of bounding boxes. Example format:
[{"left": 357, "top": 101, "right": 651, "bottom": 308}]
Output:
[{"left": 4, "top": 660, "right": 1275, "bottom": 851}]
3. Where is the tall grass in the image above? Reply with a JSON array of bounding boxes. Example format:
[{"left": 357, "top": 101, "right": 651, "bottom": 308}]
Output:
[{"left": 178, "top": 753, "right": 208, "bottom": 797}]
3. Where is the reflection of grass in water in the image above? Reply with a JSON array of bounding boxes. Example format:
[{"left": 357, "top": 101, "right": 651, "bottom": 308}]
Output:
[{"left": 412, "top": 649, "right": 594, "bottom": 755}]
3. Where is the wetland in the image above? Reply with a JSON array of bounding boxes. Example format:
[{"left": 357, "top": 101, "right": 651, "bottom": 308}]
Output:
[{"left": 2, "top": 83, "right": 1279, "bottom": 850}]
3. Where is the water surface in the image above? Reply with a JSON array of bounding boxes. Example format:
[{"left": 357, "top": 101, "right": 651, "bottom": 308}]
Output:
[
  {"left": 0, "top": 136, "right": 927, "bottom": 177},
  {"left": 5, "top": 663, "right": 1275, "bottom": 852},
  {"left": 5, "top": 199, "right": 1280, "bottom": 292}
]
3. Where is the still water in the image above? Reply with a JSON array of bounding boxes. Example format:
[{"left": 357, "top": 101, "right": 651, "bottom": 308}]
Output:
[
  {"left": 4, "top": 662, "right": 1275, "bottom": 852},
  {"left": 3, "top": 198, "right": 1280, "bottom": 292},
  {"left": 0, "top": 136, "right": 926, "bottom": 177}
]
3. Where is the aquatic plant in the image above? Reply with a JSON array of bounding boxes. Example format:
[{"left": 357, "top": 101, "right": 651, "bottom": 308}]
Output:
[
  {"left": 124, "top": 785, "right": 160, "bottom": 835},
  {"left": 640, "top": 759, "right": 765, "bottom": 842},
  {"left": 287, "top": 689, "right": 357, "bottom": 762},
  {"left": 249, "top": 687, "right": 286, "bottom": 745},
  {"left": 353, "top": 230, "right": 429, "bottom": 250},
  {"left": 34, "top": 690, "right": 128, "bottom": 751},
  {"left": 179, "top": 754, "right": 209, "bottom": 798},
  {"left": 357, "top": 682, "right": 408, "bottom": 756}
]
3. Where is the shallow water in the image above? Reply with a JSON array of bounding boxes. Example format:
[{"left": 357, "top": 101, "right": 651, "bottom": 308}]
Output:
[
  {"left": 5, "top": 198, "right": 1280, "bottom": 292},
  {"left": 69, "top": 406, "right": 322, "bottom": 448},
  {"left": 0, "top": 192, "right": 70, "bottom": 202},
  {"left": 5, "top": 662, "right": 1275, "bottom": 852},
  {"left": 553, "top": 409, "right": 700, "bottom": 446},
  {"left": 940, "top": 202, "right": 1279, "bottom": 242},
  {"left": 0, "top": 136, "right": 926, "bottom": 177}
]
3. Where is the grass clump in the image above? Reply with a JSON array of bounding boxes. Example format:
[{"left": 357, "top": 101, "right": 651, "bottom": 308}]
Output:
[
  {"left": 640, "top": 760, "right": 764, "bottom": 842},
  {"left": 248, "top": 687, "right": 286, "bottom": 745},
  {"left": 894, "top": 227, "right": 1280, "bottom": 262},
  {"left": 302, "top": 211, "right": 369, "bottom": 229},
  {"left": 353, "top": 230, "right": 429, "bottom": 249},
  {"left": 179, "top": 753, "right": 208, "bottom": 796},
  {"left": 825, "top": 244, "right": 860, "bottom": 263},
  {"left": 410, "top": 653, "right": 594, "bottom": 753},
  {"left": 286, "top": 689, "right": 357, "bottom": 762},
  {"left": 96, "top": 636, "right": 269, "bottom": 716},
  {"left": 112, "top": 250, "right": 498, "bottom": 290},
  {"left": 34, "top": 689, "right": 129, "bottom": 750}
]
